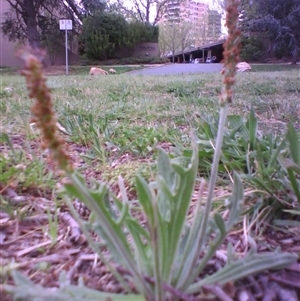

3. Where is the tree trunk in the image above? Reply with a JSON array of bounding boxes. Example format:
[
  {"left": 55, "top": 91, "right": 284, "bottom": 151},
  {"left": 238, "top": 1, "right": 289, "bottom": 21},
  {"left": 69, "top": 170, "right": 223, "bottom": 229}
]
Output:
[
  {"left": 145, "top": 1, "right": 150, "bottom": 24},
  {"left": 24, "top": 0, "right": 41, "bottom": 49}
]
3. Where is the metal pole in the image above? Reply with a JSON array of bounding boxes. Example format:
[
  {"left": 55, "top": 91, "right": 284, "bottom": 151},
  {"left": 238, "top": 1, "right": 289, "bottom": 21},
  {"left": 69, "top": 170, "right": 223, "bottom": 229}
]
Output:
[{"left": 65, "top": 28, "right": 68, "bottom": 75}]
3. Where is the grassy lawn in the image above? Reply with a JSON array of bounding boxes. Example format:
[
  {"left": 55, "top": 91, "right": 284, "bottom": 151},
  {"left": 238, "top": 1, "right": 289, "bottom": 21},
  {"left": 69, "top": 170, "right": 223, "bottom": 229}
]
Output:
[
  {"left": 1, "top": 68, "right": 300, "bottom": 299},
  {"left": 1, "top": 68, "right": 299, "bottom": 212},
  {"left": 67, "top": 65, "right": 145, "bottom": 75},
  {"left": 0, "top": 64, "right": 144, "bottom": 76},
  {"left": 251, "top": 63, "right": 300, "bottom": 72}
]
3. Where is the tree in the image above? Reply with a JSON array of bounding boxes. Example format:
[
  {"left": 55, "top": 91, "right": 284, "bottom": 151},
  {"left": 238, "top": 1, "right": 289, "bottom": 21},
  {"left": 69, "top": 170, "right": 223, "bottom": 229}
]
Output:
[
  {"left": 80, "top": 11, "right": 128, "bottom": 60},
  {"left": 158, "top": 22, "right": 181, "bottom": 62},
  {"left": 126, "top": 21, "right": 158, "bottom": 51},
  {"left": 207, "top": 10, "right": 222, "bottom": 42},
  {"left": 240, "top": 0, "right": 300, "bottom": 64},
  {"left": 39, "top": 16, "right": 65, "bottom": 65},
  {"left": 80, "top": 0, "right": 107, "bottom": 16},
  {"left": 109, "top": 0, "right": 169, "bottom": 25},
  {"left": 177, "top": 21, "right": 194, "bottom": 61},
  {"left": 240, "top": 36, "right": 264, "bottom": 62},
  {"left": 193, "top": 13, "right": 210, "bottom": 47},
  {"left": 1, "top": 0, "right": 82, "bottom": 49}
]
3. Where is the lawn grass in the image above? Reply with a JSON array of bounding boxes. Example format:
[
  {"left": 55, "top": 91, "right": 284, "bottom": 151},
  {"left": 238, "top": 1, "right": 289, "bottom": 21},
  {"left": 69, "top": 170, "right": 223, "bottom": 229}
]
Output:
[
  {"left": 251, "top": 63, "right": 300, "bottom": 72},
  {"left": 1, "top": 69, "right": 299, "bottom": 187},
  {"left": 0, "top": 64, "right": 144, "bottom": 76},
  {"left": 1, "top": 68, "right": 299, "bottom": 214},
  {"left": 68, "top": 65, "right": 145, "bottom": 75}
]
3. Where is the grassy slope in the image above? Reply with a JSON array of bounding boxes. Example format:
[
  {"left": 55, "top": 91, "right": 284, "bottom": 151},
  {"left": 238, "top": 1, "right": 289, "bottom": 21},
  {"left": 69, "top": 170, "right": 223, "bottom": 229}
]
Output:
[{"left": 0, "top": 65, "right": 145, "bottom": 76}]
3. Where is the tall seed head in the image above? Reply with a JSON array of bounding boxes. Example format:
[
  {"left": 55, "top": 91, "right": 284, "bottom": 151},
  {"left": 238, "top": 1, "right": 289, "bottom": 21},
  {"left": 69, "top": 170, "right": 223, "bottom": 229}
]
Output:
[
  {"left": 19, "top": 48, "right": 73, "bottom": 173},
  {"left": 221, "top": 0, "right": 241, "bottom": 106}
]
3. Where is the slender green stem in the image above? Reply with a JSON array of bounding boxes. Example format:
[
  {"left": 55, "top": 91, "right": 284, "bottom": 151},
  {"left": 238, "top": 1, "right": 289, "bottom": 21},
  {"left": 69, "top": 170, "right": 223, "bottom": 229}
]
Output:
[
  {"left": 202, "top": 103, "right": 229, "bottom": 225},
  {"left": 152, "top": 198, "right": 163, "bottom": 301},
  {"left": 179, "top": 103, "right": 229, "bottom": 290},
  {"left": 175, "top": 179, "right": 205, "bottom": 287}
]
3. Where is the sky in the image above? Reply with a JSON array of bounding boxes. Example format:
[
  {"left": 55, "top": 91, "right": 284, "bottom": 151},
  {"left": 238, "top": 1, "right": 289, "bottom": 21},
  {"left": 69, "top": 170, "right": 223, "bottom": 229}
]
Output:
[{"left": 121, "top": 0, "right": 223, "bottom": 21}]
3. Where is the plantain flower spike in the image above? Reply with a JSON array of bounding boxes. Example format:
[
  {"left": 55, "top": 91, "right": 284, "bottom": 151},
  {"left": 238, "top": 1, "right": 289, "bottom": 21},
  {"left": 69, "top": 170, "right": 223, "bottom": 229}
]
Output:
[
  {"left": 19, "top": 48, "right": 73, "bottom": 173},
  {"left": 221, "top": 0, "right": 242, "bottom": 106}
]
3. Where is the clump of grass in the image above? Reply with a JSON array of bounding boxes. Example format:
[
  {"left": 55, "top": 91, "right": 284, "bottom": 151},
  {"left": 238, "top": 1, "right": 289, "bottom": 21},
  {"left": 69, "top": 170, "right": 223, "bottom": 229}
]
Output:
[{"left": 100, "top": 161, "right": 155, "bottom": 190}]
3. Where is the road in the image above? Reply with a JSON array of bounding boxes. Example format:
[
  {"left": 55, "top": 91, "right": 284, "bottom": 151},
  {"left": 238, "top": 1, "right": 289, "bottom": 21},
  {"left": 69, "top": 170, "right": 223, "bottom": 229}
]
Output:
[{"left": 128, "top": 63, "right": 223, "bottom": 76}]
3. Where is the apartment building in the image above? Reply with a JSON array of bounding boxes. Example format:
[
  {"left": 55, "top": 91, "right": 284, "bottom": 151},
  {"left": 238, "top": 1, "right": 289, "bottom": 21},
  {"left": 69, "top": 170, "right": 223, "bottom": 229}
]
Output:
[
  {"left": 161, "top": 0, "right": 209, "bottom": 24},
  {"left": 159, "top": 0, "right": 221, "bottom": 48}
]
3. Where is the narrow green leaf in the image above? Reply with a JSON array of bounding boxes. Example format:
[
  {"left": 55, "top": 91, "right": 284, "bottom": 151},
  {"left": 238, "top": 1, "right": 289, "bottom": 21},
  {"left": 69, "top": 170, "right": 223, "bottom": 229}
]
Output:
[
  {"left": 214, "top": 213, "right": 226, "bottom": 236},
  {"left": 247, "top": 106, "right": 257, "bottom": 151},
  {"left": 135, "top": 174, "right": 155, "bottom": 227},
  {"left": 7, "top": 271, "right": 146, "bottom": 301},
  {"left": 1, "top": 132, "right": 18, "bottom": 162},
  {"left": 273, "top": 219, "right": 300, "bottom": 227},
  {"left": 67, "top": 173, "right": 152, "bottom": 298},
  {"left": 157, "top": 148, "right": 179, "bottom": 220},
  {"left": 227, "top": 115, "right": 249, "bottom": 141},
  {"left": 287, "top": 169, "right": 300, "bottom": 202},
  {"left": 160, "top": 136, "right": 199, "bottom": 282},
  {"left": 241, "top": 174, "right": 281, "bottom": 202},
  {"left": 115, "top": 202, "right": 129, "bottom": 226},
  {"left": 188, "top": 252, "right": 297, "bottom": 293},
  {"left": 283, "top": 209, "right": 300, "bottom": 215},
  {"left": 226, "top": 172, "right": 244, "bottom": 230},
  {"left": 183, "top": 222, "right": 227, "bottom": 290},
  {"left": 267, "top": 138, "right": 286, "bottom": 169},
  {"left": 286, "top": 122, "right": 300, "bottom": 164},
  {"left": 126, "top": 219, "right": 152, "bottom": 275}
]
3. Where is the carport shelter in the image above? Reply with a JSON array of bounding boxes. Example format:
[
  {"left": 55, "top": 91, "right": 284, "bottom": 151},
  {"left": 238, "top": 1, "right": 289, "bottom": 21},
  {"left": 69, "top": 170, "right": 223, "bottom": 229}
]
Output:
[{"left": 168, "top": 40, "right": 225, "bottom": 63}]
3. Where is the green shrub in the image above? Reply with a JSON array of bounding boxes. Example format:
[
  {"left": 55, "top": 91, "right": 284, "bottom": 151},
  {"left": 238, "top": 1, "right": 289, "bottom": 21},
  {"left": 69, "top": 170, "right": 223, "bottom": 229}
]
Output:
[
  {"left": 240, "top": 36, "right": 265, "bottom": 62},
  {"left": 79, "top": 13, "right": 159, "bottom": 61},
  {"left": 79, "top": 56, "right": 170, "bottom": 66},
  {"left": 81, "top": 12, "right": 128, "bottom": 60},
  {"left": 116, "top": 56, "right": 169, "bottom": 65}
]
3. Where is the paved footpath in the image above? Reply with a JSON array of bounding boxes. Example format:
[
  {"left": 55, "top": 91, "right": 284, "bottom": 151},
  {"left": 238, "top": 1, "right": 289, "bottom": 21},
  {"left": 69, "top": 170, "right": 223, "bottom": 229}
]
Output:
[{"left": 128, "top": 63, "right": 223, "bottom": 76}]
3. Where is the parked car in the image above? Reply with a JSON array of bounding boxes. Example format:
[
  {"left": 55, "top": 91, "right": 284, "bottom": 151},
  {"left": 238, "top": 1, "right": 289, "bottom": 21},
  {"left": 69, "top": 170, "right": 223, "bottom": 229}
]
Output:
[
  {"left": 193, "top": 58, "right": 204, "bottom": 64},
  {"left": 206, "top": 56, "right": 217, "bottom": 63}
]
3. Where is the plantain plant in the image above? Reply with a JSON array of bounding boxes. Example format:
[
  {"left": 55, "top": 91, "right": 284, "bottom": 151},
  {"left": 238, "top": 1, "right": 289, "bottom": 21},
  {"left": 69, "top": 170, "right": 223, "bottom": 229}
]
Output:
[{"left": 5, "top": 1, "right": 297, "bottom": 300}]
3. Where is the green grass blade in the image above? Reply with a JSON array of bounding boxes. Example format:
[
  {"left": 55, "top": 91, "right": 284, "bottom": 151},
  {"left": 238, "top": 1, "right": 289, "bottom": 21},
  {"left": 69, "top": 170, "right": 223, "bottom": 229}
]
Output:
[
  {"left": 6, "top": 271, "right": 146, "bottom": 301},
  {"left": 187, "top": 251, "right": 297, "bottom": 293},
  {"left": 247, "top": 106, "right": 258, "bottom": 151},
  {"left": 287, "top": 169, "right": 300, "bottom": 202},
  {"left": 286, "top": 122, "right": 300, "bottom": 164}
]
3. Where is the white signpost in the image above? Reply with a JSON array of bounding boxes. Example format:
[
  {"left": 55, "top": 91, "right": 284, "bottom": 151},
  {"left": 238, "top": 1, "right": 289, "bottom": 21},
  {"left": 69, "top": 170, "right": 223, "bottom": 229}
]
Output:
[{"left": 59, "top": 20, "right": 73, "bottom": 75}]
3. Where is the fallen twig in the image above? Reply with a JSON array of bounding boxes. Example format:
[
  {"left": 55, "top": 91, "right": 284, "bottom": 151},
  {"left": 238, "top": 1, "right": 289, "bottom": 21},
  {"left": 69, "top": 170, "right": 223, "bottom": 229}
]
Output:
[
  {"left": 59, "top": 212, "right": 81, "bottom": 242},
  {"left": 15, "top": 234, "right": 63, "bottom": 257},
  {"left": 269, "top": 274, "right": 300, "bottom": 289},
  {"left": 203, "top": 284, "right": 234, "bottom": 301},
  {"left": 67, "top": 258, "right": 83, "bottom": 282}
]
